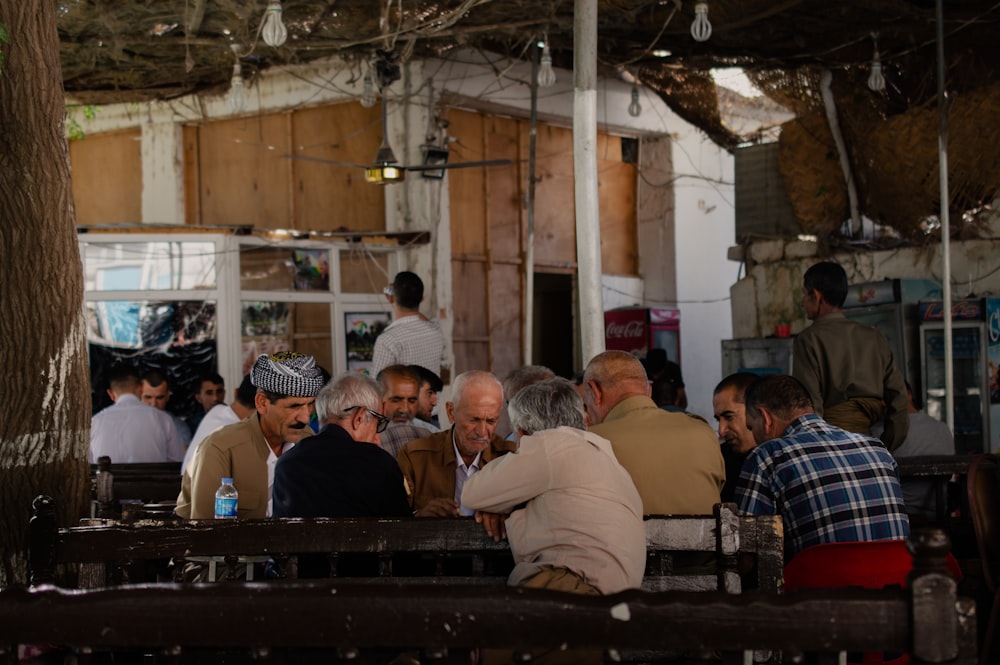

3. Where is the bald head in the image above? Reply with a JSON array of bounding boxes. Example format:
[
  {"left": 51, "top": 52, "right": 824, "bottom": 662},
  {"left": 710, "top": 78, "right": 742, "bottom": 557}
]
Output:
[{"left": 582, "top": 351, "right": 650, "bottom": 425}]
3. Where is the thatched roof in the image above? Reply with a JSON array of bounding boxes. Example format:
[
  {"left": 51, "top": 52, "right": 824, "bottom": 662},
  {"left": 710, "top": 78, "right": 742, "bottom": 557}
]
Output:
[{"left": 57, "top": 1, "right": 1000, "bottom": 238}]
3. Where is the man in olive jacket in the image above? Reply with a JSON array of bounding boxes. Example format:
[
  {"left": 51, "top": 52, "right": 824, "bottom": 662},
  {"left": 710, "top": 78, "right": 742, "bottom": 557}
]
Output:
[{"left": 397, "top": 370, "right": 516, "bottom": 517}]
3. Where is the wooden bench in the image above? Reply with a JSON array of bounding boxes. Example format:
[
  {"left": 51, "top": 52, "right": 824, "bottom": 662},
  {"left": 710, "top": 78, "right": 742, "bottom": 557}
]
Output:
[
  {"left": 29, "top": 496, "right": 783, "bottom": 594},
  {"left": 3, "top": 531, "right": 977, "bottom": 665},
  {"left": 90, "top": 456, "right": 181, "bottom": 518}
]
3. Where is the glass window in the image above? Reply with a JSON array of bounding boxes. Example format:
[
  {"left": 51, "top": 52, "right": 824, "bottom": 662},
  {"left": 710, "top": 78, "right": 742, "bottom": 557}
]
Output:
[
  {"left": 241, "top": 301, "right": 332, "bottom": 377},
  {"left": 82, "top": 241, "right": 217, "bottom": 291},
  {"left": 240, "top": 245, "right": 330, "bottom": 292}
]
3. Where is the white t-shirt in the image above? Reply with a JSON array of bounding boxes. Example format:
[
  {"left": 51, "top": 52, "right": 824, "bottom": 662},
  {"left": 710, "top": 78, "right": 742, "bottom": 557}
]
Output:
[{"left": 90, "top": 393, "right": 186, "bottom": 464}]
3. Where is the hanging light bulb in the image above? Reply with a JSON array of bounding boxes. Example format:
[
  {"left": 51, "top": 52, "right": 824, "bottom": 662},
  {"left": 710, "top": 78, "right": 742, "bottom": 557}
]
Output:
[
  {"left": 868, "top": 58, "right": 886, "bottom": 93},
  {"left": 690, "top": 1, "right": 712, "bottom": 42},
  {"left": 628, "top": 84, "right": 642, "bottom": 118},
  {"left": 261, "top": 0, "right": 288, "bottom": 48},
  {"left": 867, "top": 35, "right": 886, "bottom": 93},
  {"left": 228, "top": 62, "right": 248, "bottom": 113},
  {"left": 537, "top": 38, "right": 557, "bottom": 88},
  {"left": 360, "top": 70, "right": 377, "bottom": 108}
]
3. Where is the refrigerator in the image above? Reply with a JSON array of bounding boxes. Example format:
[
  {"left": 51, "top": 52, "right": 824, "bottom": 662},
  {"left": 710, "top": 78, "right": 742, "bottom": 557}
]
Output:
[
  {"left": 604, "top": 307, "right": 681, "bottom": 364},
  {"left": 919, "top": 297, "right": 1000, "bottom": 454},
  {"left": 842, "top": 278, "right": 941, "bottom": 394}
]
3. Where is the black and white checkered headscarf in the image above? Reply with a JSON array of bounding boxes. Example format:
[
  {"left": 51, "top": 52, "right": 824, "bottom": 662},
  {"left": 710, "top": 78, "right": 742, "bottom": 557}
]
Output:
[{"left": 250, "top": 352, "right": 325, "bottom": 398}]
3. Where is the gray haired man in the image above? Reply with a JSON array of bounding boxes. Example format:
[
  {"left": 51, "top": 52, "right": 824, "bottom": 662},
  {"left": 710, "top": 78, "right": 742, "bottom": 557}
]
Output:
[{"left": 462, "top": 378, "right": 646, "bottom": 595}]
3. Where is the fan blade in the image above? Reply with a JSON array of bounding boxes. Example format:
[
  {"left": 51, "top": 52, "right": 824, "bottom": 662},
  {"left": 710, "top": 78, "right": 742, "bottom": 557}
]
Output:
[
  {"left": 282, "top": 153, "right": 370, "bottom": 170},
  {"left": 403, "top": 159, "right": 513, "bottom": 172}
]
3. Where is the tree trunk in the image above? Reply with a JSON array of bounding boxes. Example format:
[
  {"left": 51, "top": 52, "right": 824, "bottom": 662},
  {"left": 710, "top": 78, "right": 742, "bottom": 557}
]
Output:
[{"left": 0, "top": 1, "right": 91, "bottom": 587}]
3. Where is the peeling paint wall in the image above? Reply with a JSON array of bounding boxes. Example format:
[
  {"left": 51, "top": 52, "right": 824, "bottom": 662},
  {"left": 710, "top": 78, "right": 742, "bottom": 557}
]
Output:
[{"left": 730, "top": 233, "right": 1000, "bottom": 340}]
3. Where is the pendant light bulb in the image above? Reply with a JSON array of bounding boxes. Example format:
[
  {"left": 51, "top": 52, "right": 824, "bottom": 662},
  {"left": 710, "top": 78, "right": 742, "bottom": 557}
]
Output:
[
  {"left": 360, "top": 71, "right": 377, "bottom": 108},
  {"left": 261, "top": 0, "right": 288, "bottom": 48},
  {"left": 227, "top": 62, "right": 248, "bottom": 113},
  {"left": 690, "top": 1, "right": 712, "bottom": 42},
  {"left": 628, "top": 85, "right": 642, "bottom": 118},
  {"left": 868, "top": 58, "right": 886, "bottom": 93},
  {"left": 537, "top": 40, "right": 557, "bottom": 88}
]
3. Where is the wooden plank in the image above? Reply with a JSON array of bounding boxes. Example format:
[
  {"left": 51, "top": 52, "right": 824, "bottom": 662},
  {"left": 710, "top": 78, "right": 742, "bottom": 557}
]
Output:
[
  {"left": 533, "top": 122, "right": 576, "bottom": 266},
  {"left": 598, "top": 147, "right": 638, "bottom": 276},
  {"left": 451, "top": 258, "right": 489, "bottom": 373},
  {"left": 0, "top": 583, "right": 917, "bottom": 653},
  {"left": 182, "top": 125, "right": 202, "bottom": 225},
  {"left": 291, "top": 102, "right": 385, "bottom": 232},
  {"left": 446, "top": 109, "right": 487, "bottom": 256},
  {"left": 489, "top": 262, "right": 522, "bottom": 379},
  {"left": 69, "top": 129, "right": 142, "bottom": 225},
  {"left": 194, "top": 115, "right": 291, "bottom": 229}
]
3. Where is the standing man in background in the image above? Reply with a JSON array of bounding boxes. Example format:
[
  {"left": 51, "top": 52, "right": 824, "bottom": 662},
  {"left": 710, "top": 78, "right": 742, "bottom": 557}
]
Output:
[
  {"left": 793, "top": 262, "right": 908, "bottom": 450},
  {"left": 370, "top": 271, "right": 445, "bottom": 377}
]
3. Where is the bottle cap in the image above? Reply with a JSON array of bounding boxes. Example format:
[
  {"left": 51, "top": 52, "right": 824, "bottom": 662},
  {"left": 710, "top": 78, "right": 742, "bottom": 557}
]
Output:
[{"left": 222, "top": 477, "right": 233, "bottom": 483}]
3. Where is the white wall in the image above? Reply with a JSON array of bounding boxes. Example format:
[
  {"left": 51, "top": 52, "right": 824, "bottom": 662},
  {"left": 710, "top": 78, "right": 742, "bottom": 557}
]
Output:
[{"left": 671, "top": 131, "right": 736, "bottom": 422}]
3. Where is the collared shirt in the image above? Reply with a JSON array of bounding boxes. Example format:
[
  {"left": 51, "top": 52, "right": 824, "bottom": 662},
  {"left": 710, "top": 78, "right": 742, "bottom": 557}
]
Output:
[
  {"left": 90, "top": 393, "right": 186, "bottom": 464},
  {"left": 266, "top": 442, "right": 296, "bottom": 517},
  {"left": 370, "top": 315, "right": 445, "bottom": 376},
  {"left": 736, "top": 413, "right": 910, "bottom": 561},
  {"left": 380, "top": 423, "right": 433, "bottom": 459},
  {"left": 453, "top": 433, "right": 482, "bottom": 516}
]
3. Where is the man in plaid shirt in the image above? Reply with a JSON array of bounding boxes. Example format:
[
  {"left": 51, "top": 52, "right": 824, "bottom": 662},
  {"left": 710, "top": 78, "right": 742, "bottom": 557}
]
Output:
[{"left": 735, "top": 374, "right": 909, "bottom": 562}]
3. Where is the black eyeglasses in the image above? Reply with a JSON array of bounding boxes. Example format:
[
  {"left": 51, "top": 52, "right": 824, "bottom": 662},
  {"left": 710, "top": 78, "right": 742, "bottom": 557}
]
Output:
[{"left": 344, "top": 406, "right": 390, "bottom": 433}]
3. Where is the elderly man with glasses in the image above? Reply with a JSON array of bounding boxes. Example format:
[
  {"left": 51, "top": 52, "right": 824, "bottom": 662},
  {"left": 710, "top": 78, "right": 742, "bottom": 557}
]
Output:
[{"left": 272, "top": 372, "right": 410, "bottom": 519}]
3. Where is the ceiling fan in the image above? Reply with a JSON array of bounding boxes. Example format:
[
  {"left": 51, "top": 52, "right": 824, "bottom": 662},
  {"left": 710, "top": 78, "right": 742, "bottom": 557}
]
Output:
[{"left": 288, "top": 51, "right": 511, "bottom": 184}]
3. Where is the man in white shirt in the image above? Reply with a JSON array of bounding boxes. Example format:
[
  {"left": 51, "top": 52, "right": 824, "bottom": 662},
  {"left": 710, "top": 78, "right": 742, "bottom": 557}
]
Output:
[
  {"left": 370, "top": 271, "right": 445, "bottom": 377},
  {"left": 182, "top": 374, "right": 257, "bottom": 476},
  {"left": 140, "top": 369, "right": 192, "bottom": 447},
  {"left": 90, "top": 365, "right": 186, "bottom": 464}
]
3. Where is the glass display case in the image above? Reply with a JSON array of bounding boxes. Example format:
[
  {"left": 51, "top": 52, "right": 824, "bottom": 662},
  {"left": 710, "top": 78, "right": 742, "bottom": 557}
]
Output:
[{"left": 919, "top": 298, "right": 999, "bottom": 454}]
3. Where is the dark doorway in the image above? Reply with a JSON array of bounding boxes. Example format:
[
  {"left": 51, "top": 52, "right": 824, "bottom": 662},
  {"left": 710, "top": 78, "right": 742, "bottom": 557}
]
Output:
[{"left": 532, "top": 272, "right": 575, "bottom": 379}]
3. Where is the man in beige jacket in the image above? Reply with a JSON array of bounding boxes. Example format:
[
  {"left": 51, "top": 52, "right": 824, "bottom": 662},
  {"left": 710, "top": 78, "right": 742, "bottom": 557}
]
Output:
[{"left": 583, "top": 350, "right": 725, "bottom": 515}]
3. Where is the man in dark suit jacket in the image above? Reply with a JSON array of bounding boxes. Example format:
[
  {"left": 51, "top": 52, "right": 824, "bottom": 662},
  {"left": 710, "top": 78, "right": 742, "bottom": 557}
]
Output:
[{"left": 272, "top": 373, "right": 410, "bottom": 519}]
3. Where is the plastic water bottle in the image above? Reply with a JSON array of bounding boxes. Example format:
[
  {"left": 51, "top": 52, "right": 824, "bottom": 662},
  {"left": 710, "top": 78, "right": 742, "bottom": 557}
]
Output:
[{"left": 214, "top": 477, "right": 238, "bottom": 519}]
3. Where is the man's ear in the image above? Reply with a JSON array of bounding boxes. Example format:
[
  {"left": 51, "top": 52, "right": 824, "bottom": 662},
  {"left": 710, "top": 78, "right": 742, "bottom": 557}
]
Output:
[
  {"left": 106, "top": 388, "right": 117, "bottom": 402},
  {"left": 254, "top": 391, "right": 268, "bottom": 413},
  {"left": 586, "top": 380, "right": 602, "bottom": 406},
  {"left": 445, "top": 401, "right": 455, "bottom": 424},
  {"left": 758, "top": 407, "right": 776, "bottom": 438},
  {"left": 350, "top": 408, "right": 367, "bottom": 434}
]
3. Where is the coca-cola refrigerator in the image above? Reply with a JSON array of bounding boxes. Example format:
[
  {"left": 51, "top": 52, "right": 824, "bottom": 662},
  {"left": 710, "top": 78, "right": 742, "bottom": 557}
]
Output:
[{"left": 604, "top": 307, "right": 681, "bottom": 364}]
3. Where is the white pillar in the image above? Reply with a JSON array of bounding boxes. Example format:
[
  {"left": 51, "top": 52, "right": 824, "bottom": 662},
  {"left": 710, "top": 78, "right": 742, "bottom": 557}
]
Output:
[
  {"left": 573, "top": 0, "right": 605, "bottom": 364},
  {"left": 140, "top": 119, "right": 185, "bottom": 224}
]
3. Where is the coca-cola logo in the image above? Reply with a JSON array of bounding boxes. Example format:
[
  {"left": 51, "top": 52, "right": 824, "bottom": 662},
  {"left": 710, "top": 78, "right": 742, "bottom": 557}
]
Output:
[{"left": 606, "top": 320, "right": 645, "bottom": 338}]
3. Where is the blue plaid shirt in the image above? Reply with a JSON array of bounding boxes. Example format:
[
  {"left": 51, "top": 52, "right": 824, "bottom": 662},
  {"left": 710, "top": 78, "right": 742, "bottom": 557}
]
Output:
[{"left": 735, "top": 414, "right": 909, "bottom": 561}]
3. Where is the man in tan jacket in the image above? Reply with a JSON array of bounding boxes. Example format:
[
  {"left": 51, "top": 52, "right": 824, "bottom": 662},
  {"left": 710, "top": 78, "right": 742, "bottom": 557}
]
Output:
[
  {"left": 176, "top": 352, "right": 327, "bottom": 519},
  {"left": 583, "top": 350, "right": 725, "bottom": 515}
]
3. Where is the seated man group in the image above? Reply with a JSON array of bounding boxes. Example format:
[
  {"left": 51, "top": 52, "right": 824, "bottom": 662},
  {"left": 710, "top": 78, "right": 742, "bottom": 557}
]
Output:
[{"left": 166, "top": 343, "right": 911, "bottom": 581}]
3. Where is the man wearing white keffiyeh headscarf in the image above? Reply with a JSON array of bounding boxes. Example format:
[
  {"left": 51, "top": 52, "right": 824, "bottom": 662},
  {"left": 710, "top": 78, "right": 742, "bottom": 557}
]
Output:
[{"left": 176, "top": 352, "right": 328, "bottom": 519}]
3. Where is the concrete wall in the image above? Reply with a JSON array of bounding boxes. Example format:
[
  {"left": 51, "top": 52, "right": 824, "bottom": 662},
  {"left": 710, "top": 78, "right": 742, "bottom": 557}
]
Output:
[{"left": 729, "top": 233, "right": 1000, "bottom": 340}]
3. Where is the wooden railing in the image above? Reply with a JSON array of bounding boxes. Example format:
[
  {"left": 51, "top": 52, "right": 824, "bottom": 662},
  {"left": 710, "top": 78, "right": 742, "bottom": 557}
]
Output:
[
  {"left": 29, "top": 497, "right": 783, "bottom": 594},
  {"left": 3, "top": 531, "right": 976, "bottom": 664}
]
